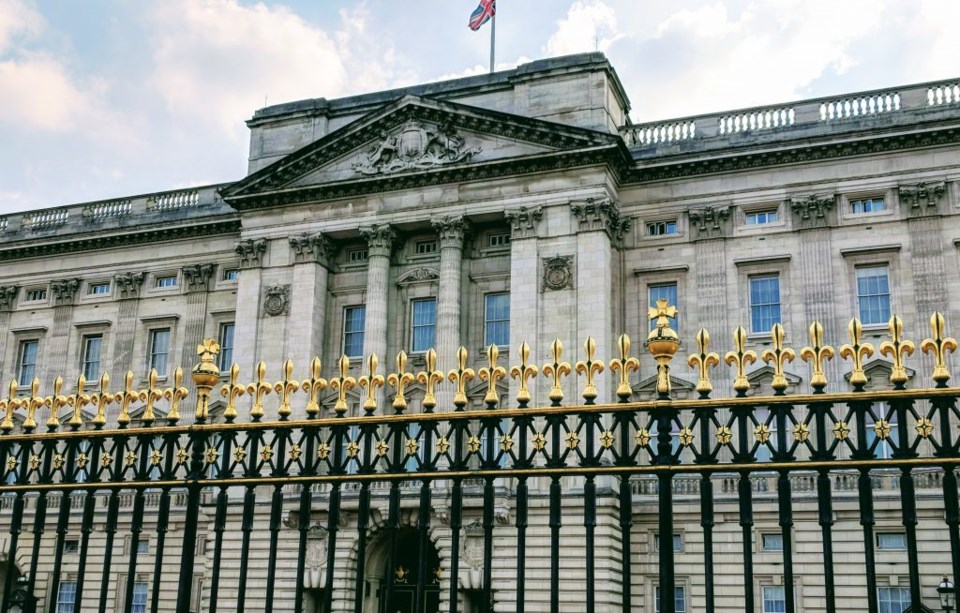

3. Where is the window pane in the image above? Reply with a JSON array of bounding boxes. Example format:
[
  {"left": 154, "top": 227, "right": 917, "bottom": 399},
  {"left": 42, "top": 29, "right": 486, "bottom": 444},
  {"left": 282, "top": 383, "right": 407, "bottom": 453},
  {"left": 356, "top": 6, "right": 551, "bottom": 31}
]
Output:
[
  {"left": 343, "top": 306, "right": 366, "bottom": 357},
  {"left": 18, "top": 340, "right": 38, "bottom": 386},
  {"left": 82, "top": 335, "right": 103, "bottom": 381},
  {"left": 762, "top": 586, "right": 786, "bottom": 613},
  {"left": 219, "top": 323, "right": 235, "bottom": 369},
  {"left": 485, "top": 293, "right": 510, "bottom": 347},
  {"left": 856, "top": 266, "right": 891, "bottom": 325},
  {"left": 877, "top": 587, "right": 909, "bottom": 613},
  {"left": 762, "top": 533, "right": 784, "bottom": 551},
  {"left": 648, "top": 283, "right": 678, "bottom": 330},
  {"left": 149, "top": 329, "right": 170, "bottom": 374},
  {"left": 56, "top": 581, "right": 77, "bottom": 613},
  {"left": 131, "top": 582, "right": 149, "bottom": 613},
  {"left": 750, "top": 275, "right": 781, "bottom": 333},
  {"left": 877, "top": 532, "right": 907, "bottom": 550},
  {"left": 411, "top": 299, "right": 436, "bottom": 352}
]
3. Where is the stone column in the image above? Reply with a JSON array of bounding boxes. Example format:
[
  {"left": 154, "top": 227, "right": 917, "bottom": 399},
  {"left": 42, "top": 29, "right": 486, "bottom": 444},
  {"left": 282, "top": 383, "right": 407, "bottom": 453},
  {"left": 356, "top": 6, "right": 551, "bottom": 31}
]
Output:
[
  {"left": 112, "top": 273, "right": 145, "bottom": 384},
  {"left": 0, "top": 286, "right": 18, "bottom": 376},
  {"left": 179, "top": 264, "right": 215, "bottom": 410},
  {"left": 288, "top": 233, "right": 335, "bottom": 372},
  {"left": 47, "top": 279, "right": 82, "bottom": 384},
  {"left": 233, "top": 238, "right": 268, "bottom": 377},
  {"left": 432, "top": 216, "right": 469, "bottom": 410},
  {"left": 359, "top": 225, "right": 396, "bottom": 364},
  {"left": 505, "top": 206, "right": 543, "bottom": 406}
]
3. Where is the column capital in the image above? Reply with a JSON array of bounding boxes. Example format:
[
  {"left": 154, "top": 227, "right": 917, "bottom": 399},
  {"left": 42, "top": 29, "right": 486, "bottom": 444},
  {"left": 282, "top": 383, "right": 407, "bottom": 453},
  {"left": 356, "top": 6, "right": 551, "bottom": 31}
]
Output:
[
  {"left": 504, "top": 206, "right": 543, "bottom": 240},
  {"left": 432, "top": 215, "right": 471, "bottom": 249},
  {"left": 114, "top": 272, "right": 146, "bottom": 300},
  {"left": 289, "top": 232, "right": 336, "bottom": 267},
  {"left": 570, "top": 197, "right": 630, "bottom": 242},
  {"left": 789, "top": 194, "right": 835, "bottom": 230},
  {"left": 900, "top": 180, "right": 946, "bottom": 218},
  {"left": 235, "top": 238, "right": 267, "bottom": 268},
  {"left": 50, "top": 278, "right": 81, "bottom": 306},
  {"left": 687, "top": 206, "right": 732, "bottom": 240},
  {"left": 359, "top": 224, "right": 397, "bottom": 258},
  {"left": 0, "top": 286, "right": 18, "bottom": 312},
  {"left": 182, "top": 264, "right": 216, "bottom": 294}
]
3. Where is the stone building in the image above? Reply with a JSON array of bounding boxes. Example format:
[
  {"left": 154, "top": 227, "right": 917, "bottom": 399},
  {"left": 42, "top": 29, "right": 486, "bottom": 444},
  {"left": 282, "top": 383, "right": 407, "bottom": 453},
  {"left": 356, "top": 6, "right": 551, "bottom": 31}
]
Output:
[{"left": 0, "top": 53, "right": 959, "bottom": 612}]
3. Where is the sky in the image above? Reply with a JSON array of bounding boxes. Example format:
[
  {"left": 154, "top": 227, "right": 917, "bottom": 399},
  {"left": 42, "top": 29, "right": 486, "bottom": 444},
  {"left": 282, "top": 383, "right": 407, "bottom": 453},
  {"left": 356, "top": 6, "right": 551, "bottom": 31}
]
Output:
[{"left": 0, "top": 0, "right": 957, "bottom": 214}]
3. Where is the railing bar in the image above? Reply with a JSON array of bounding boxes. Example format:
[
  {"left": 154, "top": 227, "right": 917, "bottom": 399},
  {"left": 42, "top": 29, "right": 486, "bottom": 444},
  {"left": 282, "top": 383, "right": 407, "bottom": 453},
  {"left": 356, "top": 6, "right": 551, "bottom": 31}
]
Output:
[
  {"left": 732, "top": 399, "right": 754, "bottom": 613},
  {"left": 28, "top": 438, "right": 55, "bottom": 600},
  {"left": 236, "top": 430, "right": 261, "bottom": 613},
  {"left": 352, "top": 482, "right": 371, "bottom": 613},
  {"left": 852, "top": 397, "right": 880, "bottom": 613},
  {"left": 209, "top": 485, "right": 229, "bottom": 613},
  {"left": 655, "top": 404, "right": 676, "bottom": 613},
  {"left": 381, "top": 416, "right": 403, "bottom": 611},
  {"left": 48, "top": 435, "right": 77, "bottom": 613},
  {"left": 151, "top": 433, "right": 176, "bottom": 613},
  {"left": 481, "top": 412, "right": 497, "bottom": 613},
  {"left": 619, "top": 476, "right": 633, "bottom": 613},
  {"left": 547, "top": 409, "right": 565, "bottom": 613},
  {"left": 98, "top": 488, "right": 121, "bottom": 611},
  {"left": 264, "top": 428, "right": 289, "bottom": 612},
  {"left": 584, "top": 474, "right": 597, "bottom": 613},
  {"left": 699, "top": 474, "right": 715, "bottom": 613},
  {"left": 893, "top": 397, "right": 922, "bottom": 607},
  {"left": 294, "top": 423, "right": 316, "bottom": 613},
  {"left": 416, "top": 415, "right": 436, "bottom": 613},
  {"left": 515, "top": 475, "right": 529, "bottom": 613},
  {"left": 778, "top": 470, "right": 796, "bottom": 613},
  {"left": 1, "top": 441, "right": 28, "bottom": 612},
  {"left": 448, "top": 476, "right": 463, "bottom": 613},
  {"left": 73, "top": 458, "right": 99, "bottom": 613}
]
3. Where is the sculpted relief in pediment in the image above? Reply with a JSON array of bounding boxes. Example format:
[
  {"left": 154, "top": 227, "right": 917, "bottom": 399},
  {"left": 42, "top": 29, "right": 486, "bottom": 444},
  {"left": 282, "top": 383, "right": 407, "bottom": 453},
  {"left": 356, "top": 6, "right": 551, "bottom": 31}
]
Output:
[{"left": 353, "top": 121, "right": 481, "bottom": 176}]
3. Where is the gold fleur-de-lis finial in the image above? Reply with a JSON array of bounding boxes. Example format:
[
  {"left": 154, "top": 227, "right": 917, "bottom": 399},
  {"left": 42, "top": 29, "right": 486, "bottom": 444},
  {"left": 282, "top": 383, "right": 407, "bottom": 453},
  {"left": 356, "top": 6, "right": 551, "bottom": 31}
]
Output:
[
  {"left": 142, "top": 369, "right": 163, "bottom": 425},
  {"left": 687, "top": 329, "right": 719, "bottom": 398},
  {"left": 575, "top": 337, "right": 605, "bottom": 403},
  {"left": 610, "top": 334, "right": 640, "bottom": 402},
  {"left": 388, "top": 351, "right": 416, "bottom": 412},
  {"left": 921, "top": 311, "right": 958, "bottom": 386},
  {"left": 800, "top": 321, "right": 835, "bottom": 392},
  {"left": 330, "top": 355, "right": 357, "bottom": 415},
  {"left": 761, "top": 323, "right": 796, "bottom": 394},
  {"left": 447, "top": 346, "right": 475, "bottom": 409},
  {"left": 246, "top": 361, "right": 272, "bottom": 421},
  {"left": 478, "top": 344, "right": 507, "bottom": 407},
  {"left": 840, "top": 318, "right": 875, "bottom": 390},
  {"left": 0, "top": 381, "right": 20, "bottom": 432},
  {"left": 880, "top": 315, "right": 915, "bottom": 388},
  {"left": 724, "top": 326, "right": 757, "bottom": 396},
  {"left": 302, "top": 358, "right": 327, "bottom": 417},
  {"left": 68, "top": 375, "right": 91, "bottom": 429},
  {"left": 116, "top": 370, "right": 142, "bottom": 427},
  {"left": 49, "top": 376, "right": 69, "bottom": 429},
  {"left": 165, "top": 367, "right": 189, "bottom": 424},
  {"left": 509, "top": 342, "right": 538, "bottom": 407},
  {"left": 220, "top": 364, "right": 245, "bottom": 422},
  {"left": 358, "top": 354, "right": 385, "bottom": 415},
  {"left": 416, "top": 349, "right": 444, "bottom": 412},
  {"left": 542, "top": 339, "right": 572, "bottom": 406},
  {"left": 90, "top": 374, "right": 112, "bottom": 428},
  {"left": 23, "top": 378, "right": 45, "bottom": 432},
  {"left": 274, "top": 359, "right": 300, "bottom": 419}
]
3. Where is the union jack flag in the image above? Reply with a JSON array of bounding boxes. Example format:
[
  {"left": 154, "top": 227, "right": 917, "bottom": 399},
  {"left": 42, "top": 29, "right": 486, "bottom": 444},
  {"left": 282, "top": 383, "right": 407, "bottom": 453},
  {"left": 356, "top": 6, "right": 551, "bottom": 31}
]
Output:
[{"left": 469, "top": 0, "right": 495, "bottom": 31}]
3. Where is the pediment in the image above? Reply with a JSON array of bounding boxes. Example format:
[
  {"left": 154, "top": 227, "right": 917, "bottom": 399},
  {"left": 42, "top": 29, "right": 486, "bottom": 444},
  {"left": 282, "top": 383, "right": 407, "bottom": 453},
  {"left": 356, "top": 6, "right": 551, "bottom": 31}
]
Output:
[
  {"left": 221, "top": 95, "right": 625, "bottom": 210},
  {"left": 844, "top": 358, "right": 915, "bottom": 387},
  {"left": 746, "top": 365, "right": 802, "bottom": 385}
]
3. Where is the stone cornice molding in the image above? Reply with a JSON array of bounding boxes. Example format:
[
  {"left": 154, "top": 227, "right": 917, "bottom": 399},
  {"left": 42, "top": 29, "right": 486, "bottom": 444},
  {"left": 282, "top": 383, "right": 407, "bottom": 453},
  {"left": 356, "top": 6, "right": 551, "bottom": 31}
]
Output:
[
  {"left": 289, "top": 233, "right": 336, "bottom": 267},
  {"left": 789, "top": 194, "right": 835, "bottom": 230},
  {"left": 359, "top": 224, "right": 398, "bottom": 258},
  {"left": 432, "top": 216, "right": 471, "bottom": 249},
  {"left": 0, "top": 286, "right": 18, "bottom": 311},
  {"left": 50, "top": 278, "right": 81, "bottom": 306},
  {"left": 182, "top": 264, "right": 216, "bottom": 293},
  {"left": 900, "top": 180, "right": 946, "bottom": 217},
  {"left": 570, "top": 197, "right": 629, "bottom": 242},
  {"left": 687, "top": 206, "right": 732, "bottom": 240},
  {"left": 114, "top": 272, "right": 145, "bottom": 300},
  {"left": 504, "top": 206, "right": 543, "bottom": 240},
  {"left": 235, "top": 238, "right": 267, "bottom": 268}
]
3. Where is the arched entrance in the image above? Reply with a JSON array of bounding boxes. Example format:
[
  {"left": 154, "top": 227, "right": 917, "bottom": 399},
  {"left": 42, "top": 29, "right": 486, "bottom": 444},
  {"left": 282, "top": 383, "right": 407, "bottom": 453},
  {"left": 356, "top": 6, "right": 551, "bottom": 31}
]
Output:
[{"left": 378, "top": 528, "right": 441, "bottom": 613}]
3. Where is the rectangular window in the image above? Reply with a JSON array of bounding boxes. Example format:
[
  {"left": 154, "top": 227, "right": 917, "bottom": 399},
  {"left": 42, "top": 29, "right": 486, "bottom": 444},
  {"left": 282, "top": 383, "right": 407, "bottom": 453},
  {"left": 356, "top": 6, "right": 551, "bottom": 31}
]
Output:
[
  {"left": 411, "top": 299, "right": 437, "bottom": 353},
  {"left": 148, "top": 328, "right": 171, "bottom": 375},
  {"left": 218, "top": 323, "right": 235, "bottom": 370},
  {"left": 155, "top": 275, "right": 177, "bottom": 288},
  {"left": 223, "top": 268, "right": 239, "bottom": 281},
  {"left": 17, "top": 340, "right": 38, "bottom": 386},
  {"left": 488, "top": 233, "right": 511, "bottom": 248},
  {"left": 761, "top": 533, "right": 784, "bottom": 552},
  {"left": 648, "top": 283, "right": 678, "bottom": 330},
  {"left": 484, "top": 293, "right": 510, "bottom": 347},
  {"left": 64, "top": 539, "right": 79, "bottom": 554},
  {"left": 414, "top": 240, "right": 438, "bottom": 255},
  {"left": 56, "top": 580, "right": 77, "bottom": 613},
  {"left": 81, "top": 335, "right": 103, "bottom": 381},
  {"left": 137, "top": 539, "right": 149, "bottom": 554},
  {"left": 746, "top": 210, "right": 779, "bottom": 225},
  {"left": 24, "top": 288, "right": 47, "bottom": 302},
  {"left": 653, "top": 533, "right": 683, "bottom": 553},
  {"left": 877, "top": 587, "right": 909, "bottom": 612},
  {"left": 348, "top": 248, "right": 368, "bottom": 263},
  {"left": 762, "top": 586, "right": 786, "bottom": 613},
  {"left": 647, "top": 220, "right": 678, "bottom": 236},
  {"left": 877, "top": 532, "right": 908, "bottom": 551},
  {"left": 88, "top": 282, "right": 110, "bottom": 296},
  {"left": 131, "top": 581, "right": 149, "bottom": 613},
  {"left": 343, "top": 306, "right": 366, "bottom": 358},
  {"left": 851, "top": 197, "right": 886, "bottom": 214},
  {"left": 749, "top": 275, "right": 781, "bottom": 334},
  {"left": 654, "top": 586, "right": 687, "bottom": 613},
  {"left": 856, "top": 265, "right": 891, "bottom": 325}
]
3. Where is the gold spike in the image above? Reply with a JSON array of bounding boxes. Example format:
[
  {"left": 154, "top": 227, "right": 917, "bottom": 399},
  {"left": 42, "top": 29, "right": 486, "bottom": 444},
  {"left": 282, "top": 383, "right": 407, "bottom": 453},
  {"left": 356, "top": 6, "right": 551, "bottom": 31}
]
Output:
[
  {"left": 389, "top": 351, "right": 416, "bottom": 412},
  {"left": 921, "top": 311, "right": 958, "bottom": 385},
  {"left": 687, "top": 328, "right": 719, "bottom": 397},
  {"left": 330, "top": 355, "right": 357, "bottom": 415},
  {"left": 274, "top": 359, "right": 300, "bottom": 419},
  {"left": 192, "top": 338, "right": 221, "bottom": 421},
  {"left": 575, "top": 337, "right": 605, "bottom": 402},
  {"left": 91, "top": 374, "right": 113, "bottom": 427},
  {"left": 724, "top": 326, "right": 757, "bottom": 395},
  {"left": 761, "top": 323, "right": 796, "bottom": 394},
  {"left": 542, "top": 339, "right": 572, "bottom": 405},
  {"left": 49, "top": 376, "right": 69, "bottom": 429},
  {"left": 358, "top": 354, "right": 385, "bottom": 414},
  {"left": 0, "top": 381, "right": 19, "bottom": 432},
  {"left": 840, "top": 318, "right": 875, "bottom": 389},
  {"left": 220, "top": 364, "right": 245, "bottom": 421},
  {"left": 23, "top": 378, "right": 45, "bottom": 432},
  {"left": 302, "top": 358, "right": 327, "bottom": 416},
  {"left": 478, "top": 344, "right": 507, "bottom": 406},
  {"left": 142, "top": 369, "right": 163, "bottom": 425},
  {"left": 116, "top": 371, "right": 142, "bottom": 427},
  {"left": 416, "top": 349, "right": 444, "bottom": 411},
  {"left": 68, "top": 375, "right": 90, "bottom": 429},
  {"left": 165, "top": 367, "right": 189, "bottom": 424},
  {"left": 800, "top": 321, "right": 835, "bottom": 392},
  {"left": 879, "top": 315, "right": 915, "bottom": 387},
  {"left": 610, "top": 334, "right": 640, "bottom": 401},
  {"left": 246, "top": 361, "right": 272, "bottom": 420},
  {"left": 509, "top": 342, "right": 538, "bottom": 406},
  {"left": 447, "top": 347, "right": 476, "bottom": 409}
]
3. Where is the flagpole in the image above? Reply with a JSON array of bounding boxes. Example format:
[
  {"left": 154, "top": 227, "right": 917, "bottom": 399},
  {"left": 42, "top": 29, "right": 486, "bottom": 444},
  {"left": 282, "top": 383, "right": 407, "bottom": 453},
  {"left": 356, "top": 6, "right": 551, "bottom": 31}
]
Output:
[{"left": 489, "top": 10, "right": 495, "bottom": 73}]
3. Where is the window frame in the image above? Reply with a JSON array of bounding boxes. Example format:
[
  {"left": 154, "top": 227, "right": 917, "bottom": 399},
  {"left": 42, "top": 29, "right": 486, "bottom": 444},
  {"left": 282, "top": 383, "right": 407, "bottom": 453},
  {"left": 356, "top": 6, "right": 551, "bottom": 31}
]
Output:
[
  {"left": 484, "top": 293, "right": 510, "bottom": 348},
  {"left": 745, "top": 209, "right": 779, "bottom": 225},
  {"left": 876, "top": 586, "right": 909, "bottom": 612},
  {"left": 760, "top": 532, "right": 785, "bottom": 552},
  {"left": 23, "top": 287, "right": 48, "bottom": 303},
  {"left": 16, "top": 339, "right": 39, "bottom": 386},
  {"left": 80, "top": 334, "right": 103, "bottom": 382},
  {"left": 748, "top": 274, "right": 782, "bottom": 334},
  {"left": 876, "top": 531, "right": 908, "bottom": 551},
  {"left": 56, "top": 580, "right": 78, "bottom": 613},
  {"left": 218, "top": 322, "right": 235, "bottom": 371},
  {"left": 147, "top": 328, "right": 171, "bottom": 377},
  {"left": 761, "top": 585, "right": 787, "bottom": 613},
  {"left": 648, "top": 282, "right": 679, "bottom": 331},
  {"left": 410, "top": 298, "right": 437, "bottom": 354},
  {"left": 342, "top": 305, "right": 366, "bottom": 359},
  {"left": 86, "top": 281, "right": 111, "bottom": 297},
  {"left": 131, "top": 581, "right": 149, "bottom": 613},
  {"left": 222, "top": 268, "right": 240, "bottom": 282},
  {"left": 487, "top": 232, "right": 511, "bottom": 249},
  {"left": 646, "top": 219, "right": 679, "bottom": 237},
  {"left": 654, "top": 584, "right": 688, "bottom": 613},
  {"left": 154, "top": 274, "right": 178, "bottom": 289},
  {"left": 855, "top": 264, "right": 892, "bottom": 327},
  {"left": 653, "top": 532, "right": 684, "bottom": 553},
  {"left": 413, "top": 240, "right": 438, "bottom": 256},
  {"left": 850, "top": 196, "right": 887, "bottom": 215}
]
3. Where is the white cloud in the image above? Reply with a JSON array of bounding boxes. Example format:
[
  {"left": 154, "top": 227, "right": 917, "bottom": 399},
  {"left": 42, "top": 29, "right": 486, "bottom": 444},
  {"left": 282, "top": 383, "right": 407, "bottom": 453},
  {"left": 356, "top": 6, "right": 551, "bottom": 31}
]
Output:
[
  {"left": 545, "top": 0, "right": 622, "bottom": 56},
  {"left": 0, "top": 0, "right": 42, "bottom": 53}
]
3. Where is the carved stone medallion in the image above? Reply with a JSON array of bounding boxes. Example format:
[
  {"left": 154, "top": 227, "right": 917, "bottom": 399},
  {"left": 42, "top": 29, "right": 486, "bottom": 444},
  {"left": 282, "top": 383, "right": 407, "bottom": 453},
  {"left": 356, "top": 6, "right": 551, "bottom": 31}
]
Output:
[
  {"left": 542, "top": 255, "right": 574, "bottom": 292},
  {"left": 263, "top": 285, "right": 289, "bottom": 317},
  {"left": 460, "top": 519, "right": 485, "bottom": 570},
  {"left": 353, "top": 121, "right": 481, "bottom": 176}
]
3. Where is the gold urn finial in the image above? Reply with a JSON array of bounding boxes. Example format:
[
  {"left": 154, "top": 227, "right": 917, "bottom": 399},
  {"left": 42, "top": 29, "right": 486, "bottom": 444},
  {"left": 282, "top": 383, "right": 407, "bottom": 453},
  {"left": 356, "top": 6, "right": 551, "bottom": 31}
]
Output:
[
  {"left": 542, "top": 339, "right": 572, "bottom": 406},
  {"left": 478, "top": 344, "right": 507, "bottom": 407},
  {"left": 610, "top": 334, "right": 640, "bottom": 402},
  {"left": 220, "top": 363, "right": 245, "bottom": 422},
  {"left": 575, "top": 336, "right": 605, "bottom": 403},
  {"left": 416, "top": 349, "right": 444, "bottom": 412},
  {"left": 800, "top": 321, "right": 834, "bottom": 392},
  {"left": 645, "top": 299, "right": 680, "bottom": 398},
  {"left": 921, "top": 311, "right": 958, "bottom": 386},
  {"left": 840, "top": 318, "right": 874, "bottom": 390},
  {"left": 687, "top": 328, "right": 719, "bottom": 398},
  {"left": 447, "top": 346, "right": 475, "bottom": 409},
  {"left": 880, "top": 315, "right": 915, "bottom": 388},
  {"left": 192, "top": 338, "right": 221, "bottom": 422},
  {"left": 724, "top": 326, "right": 757, "bottom": 396},
  {"left": 509, "top": 342, "right": 538, "bottom": 407},
  {"left": 358, "top": 354, "right": 385, "bottom": 415},
  {"left": 761, "top": 323, "right": 796, "bottom": 394},
  {"left": 389, "top": 351, "right": 416, "bottom": 412},
  {"left": 302, "top": 358, "right": 327, "bottom": 417},
  {"left": 330, "top": 355, "right": 356, "bottom": 415},
  {"left": 274, "top": 359, "right": 300, "bottom": 419},
  {"left": 165, "top": 367, "right": 189, "bottom": 424}
]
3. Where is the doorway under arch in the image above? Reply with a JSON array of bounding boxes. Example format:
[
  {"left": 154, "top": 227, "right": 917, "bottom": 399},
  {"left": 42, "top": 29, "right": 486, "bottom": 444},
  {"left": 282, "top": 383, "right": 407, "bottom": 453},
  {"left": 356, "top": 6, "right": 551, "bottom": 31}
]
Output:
[{"left": 367, "top": 527, "right": 441, "bottom": 613}]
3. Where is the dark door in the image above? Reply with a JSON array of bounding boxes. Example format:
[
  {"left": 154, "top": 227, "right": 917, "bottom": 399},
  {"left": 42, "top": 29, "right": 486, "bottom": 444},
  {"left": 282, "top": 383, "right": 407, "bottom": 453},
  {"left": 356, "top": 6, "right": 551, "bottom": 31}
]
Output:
[{"left": 381, "top": 529, "right": 441, "bottom": 613}]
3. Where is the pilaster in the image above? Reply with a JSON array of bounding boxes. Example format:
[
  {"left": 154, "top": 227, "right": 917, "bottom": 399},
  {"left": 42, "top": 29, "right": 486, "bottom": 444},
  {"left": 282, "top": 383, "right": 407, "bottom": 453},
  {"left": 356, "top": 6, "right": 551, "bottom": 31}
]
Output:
[
  {"left": 0, "top": 286, "right": 17, "bottom": 376},
  {"left": 359, "top": 225, "right": 396, "bottom": 368},
  {"left": 234, "top": 239, "right": 268, "bottom": 375},
  {"left": 180, "top": 264, "right": 216, "bottom": 402},
  {"left": 112, "top": 273, "right": 145, "bottom": 385},
  {"left": 432, "top": 216, "right": 469, "bottom": 410},
  {"left": 506, "top": 209, "right": 543, "bottom": 407},
  {"left": 690, "top": 212, "right": 731, "bottom": 396},
  {"left": 288, "top": 233, "right": 335, "bottom": 371},
  {"left": 48, "top": 279, "right": 81, "bottom": 382}
]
